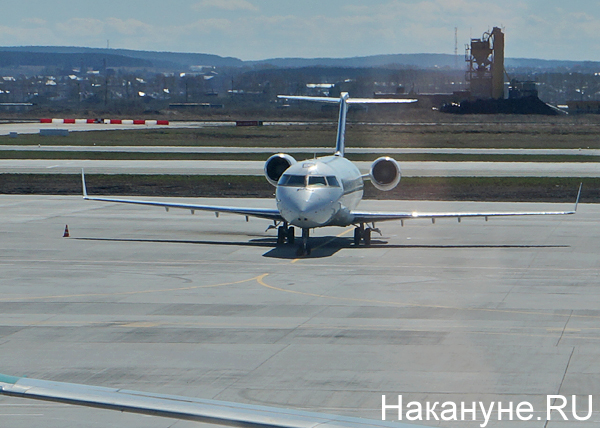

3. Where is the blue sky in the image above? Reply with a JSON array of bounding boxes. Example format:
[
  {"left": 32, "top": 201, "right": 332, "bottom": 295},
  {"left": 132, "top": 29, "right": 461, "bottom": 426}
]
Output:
[{"left": 1, "top": 1, "right": 599, "bottom": 61}]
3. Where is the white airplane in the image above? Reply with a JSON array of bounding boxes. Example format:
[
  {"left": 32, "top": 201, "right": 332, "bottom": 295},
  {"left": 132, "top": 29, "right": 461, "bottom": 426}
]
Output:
[
  {"left": 81, "top": 92, "right": 580, "bottom": 255},
  {"left": 0, "top": 96, "right": 581, "bottom": 427}
]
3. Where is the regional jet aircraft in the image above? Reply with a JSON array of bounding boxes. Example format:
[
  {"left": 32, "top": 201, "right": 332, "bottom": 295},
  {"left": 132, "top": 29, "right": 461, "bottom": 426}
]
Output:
[{"left": 81, "top": 93, "right": 580, "bottom": 255}]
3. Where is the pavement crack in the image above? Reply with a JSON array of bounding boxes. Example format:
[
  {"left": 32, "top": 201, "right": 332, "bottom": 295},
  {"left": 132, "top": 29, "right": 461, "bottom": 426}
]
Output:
[
  {"left": 274, "top": 305, "right": 329, "bottom": 344},
  {"left": 544, "top": 346, "right": 575, "bottom": 428},
  {"left": 212, "top": 343, "right": 290, "bottom": 401},
  {"left": 556, "top": 310, "right": 573, "bottom": 346}
]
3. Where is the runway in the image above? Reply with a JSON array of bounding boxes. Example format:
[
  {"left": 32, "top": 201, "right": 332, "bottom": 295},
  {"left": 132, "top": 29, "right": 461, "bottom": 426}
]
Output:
[
  {"left": 0, "top": 158, "right": 598, "bottom": 177},
  {"left": 1, "top": 144, "right": 599, "bottom": 156},
  {"left": 0, "top": 195, "right": 598, "bottom": 427}
]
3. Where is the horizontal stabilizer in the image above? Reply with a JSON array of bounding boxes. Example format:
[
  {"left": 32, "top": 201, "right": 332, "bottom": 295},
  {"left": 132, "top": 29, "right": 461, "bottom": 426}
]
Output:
[
  {"left": 278, "top": 93, "right": 416, "bottom": 156},
  {"left": 277, "top": 95, "right": 417, "bottom": 104}
]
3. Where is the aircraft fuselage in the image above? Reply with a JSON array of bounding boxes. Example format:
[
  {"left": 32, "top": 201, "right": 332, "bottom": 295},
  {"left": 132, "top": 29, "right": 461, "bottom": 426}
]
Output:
[{"left": 276, "top": 155, "right": 363, "bottom": 228}]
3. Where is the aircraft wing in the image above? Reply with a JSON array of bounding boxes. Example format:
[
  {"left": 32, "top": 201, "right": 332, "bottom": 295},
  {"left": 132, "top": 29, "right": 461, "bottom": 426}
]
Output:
[
  {"left": 352, "top": 207, "right": 577, "bottom": 224},
  {"left": 352, "top": 184, "right": 581, "bottom": 224},
  {"left": 81, "top": 170, "right": 283, "bottom": 222},
  {"left": 0, "top": 373, "right": 425, "bottom": 428}
]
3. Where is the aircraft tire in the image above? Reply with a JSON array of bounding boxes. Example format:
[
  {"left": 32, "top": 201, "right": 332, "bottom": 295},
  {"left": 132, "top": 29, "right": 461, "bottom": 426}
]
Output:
[
  {"left": 364, "top": 228, "right": 372, "bottom": 247},
  {"left": 353, "top": 227, "right": 362, "bottom": 246},
  {"left": 277, "top": 226, "right": 286, "bottom": 245},
  {"left": 296, "top": 242, "right": 310, "bottom": 256},
  {"left": 287, "top": 227, "right": 295, "bottom": 244}
]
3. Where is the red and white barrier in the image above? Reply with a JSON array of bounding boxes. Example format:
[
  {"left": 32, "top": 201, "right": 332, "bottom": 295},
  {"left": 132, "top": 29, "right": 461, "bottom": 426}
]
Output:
[{"left": 40, "top": 118, "right": 169, "bottom": 125}]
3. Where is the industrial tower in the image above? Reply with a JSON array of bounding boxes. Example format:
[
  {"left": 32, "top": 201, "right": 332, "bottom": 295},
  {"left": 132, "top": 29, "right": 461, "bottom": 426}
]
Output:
[{"left": 466, "top": 27, "right": 505, "bottom": 99}]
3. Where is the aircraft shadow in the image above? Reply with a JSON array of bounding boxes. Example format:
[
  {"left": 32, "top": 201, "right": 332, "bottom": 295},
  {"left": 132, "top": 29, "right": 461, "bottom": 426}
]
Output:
[
  {"left": 74, "top": 236, "right": 346, "bottom": 259},
  {"left": 74, "top": 237, "right": 568, "bottom": 260},
  {"left": 74, "top": 237, "right": 275, "bottom": 248}
]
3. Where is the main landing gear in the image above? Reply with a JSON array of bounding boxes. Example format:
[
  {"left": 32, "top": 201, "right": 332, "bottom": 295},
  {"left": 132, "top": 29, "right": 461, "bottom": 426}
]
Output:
[
  {"left": 353, "top": 223, "right": 380, "bottom": 247},
  {"left": 272, "top": 222, "right": 378, "bottom": 254},
  {"left": 276, "top": 222, "right": 295, "bottom": 245}
]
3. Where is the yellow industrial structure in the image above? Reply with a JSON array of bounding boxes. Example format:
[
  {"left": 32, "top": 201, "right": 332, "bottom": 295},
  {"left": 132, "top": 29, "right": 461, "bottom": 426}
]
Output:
[{"left": 466, "top": 27, "right": 505, "bottom": 99}]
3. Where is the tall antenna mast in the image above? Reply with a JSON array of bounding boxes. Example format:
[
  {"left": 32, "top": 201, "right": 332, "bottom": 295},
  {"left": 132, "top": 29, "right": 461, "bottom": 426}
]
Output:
[{"left": 454, "top": 27, "right": 458, "bottom": 69}]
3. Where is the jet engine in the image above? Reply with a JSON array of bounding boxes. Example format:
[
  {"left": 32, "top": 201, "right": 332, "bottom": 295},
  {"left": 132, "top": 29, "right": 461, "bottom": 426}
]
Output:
[
  {"left": 264, "top": 153, "right": 297, "bottom": 186},
  {"left": 369, "top": 156, "right": 401, "bottom": 191}
]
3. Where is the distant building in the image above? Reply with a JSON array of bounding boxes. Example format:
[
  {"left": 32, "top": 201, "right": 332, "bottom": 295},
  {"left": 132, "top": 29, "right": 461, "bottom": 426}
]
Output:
[{"left": 566, "top": 100, "right": 600, "bottom": 114}]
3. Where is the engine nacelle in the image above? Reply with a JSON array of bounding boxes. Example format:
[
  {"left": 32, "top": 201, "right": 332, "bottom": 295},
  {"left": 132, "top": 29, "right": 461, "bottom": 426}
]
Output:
[
  {"left": 264, "top": 153, "right": 297, "bottom": 186},
  {"left": 369, "top": 156, "right": 401, "bottom": 191}
]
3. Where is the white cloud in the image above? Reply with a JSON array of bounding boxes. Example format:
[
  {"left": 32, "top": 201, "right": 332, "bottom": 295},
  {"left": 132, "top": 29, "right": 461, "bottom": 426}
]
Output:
[
  {"left": 21, "top": 18, "right": 47, "bottom": 26},
  {"left": 0, "top": 24, "right": 58, "bottom": 46},
  {"left": 55, "top": 18, "right": 105, "bottom": 38},
  {"left": 106, "top": 18, "right": 153, "bottom": 36},
  {"left": 193, "top": 0, "right": 258, "bottom": 12}
]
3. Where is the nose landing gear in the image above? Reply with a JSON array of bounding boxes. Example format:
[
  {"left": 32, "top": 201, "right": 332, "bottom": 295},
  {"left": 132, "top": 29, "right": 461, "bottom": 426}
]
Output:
[
  {"left": 274, "top": 222, "right": 307, "bottom": 255},
  {"left": 296, "top": 228, "right": 311, "bottom": 256}
]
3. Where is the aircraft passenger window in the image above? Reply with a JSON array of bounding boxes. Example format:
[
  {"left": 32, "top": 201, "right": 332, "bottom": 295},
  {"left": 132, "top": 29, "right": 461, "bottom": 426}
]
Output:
[
  {"left": 308, "top": 176, "right": 327, "bottom": 187},
  {"left": 279, "top": 175, "right": 306, "bottom": 187},
  {"left": 326, "top": 176, "right": 340, "bottom": 187}
]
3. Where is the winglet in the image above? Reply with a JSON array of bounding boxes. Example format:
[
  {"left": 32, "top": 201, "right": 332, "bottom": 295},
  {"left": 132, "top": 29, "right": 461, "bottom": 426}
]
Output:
[
  {"left": 81, "top": 169, "right": 88, "bottom": 199},
  {"left": 575, "top": 182, "right": 583, "bottom": 212}
]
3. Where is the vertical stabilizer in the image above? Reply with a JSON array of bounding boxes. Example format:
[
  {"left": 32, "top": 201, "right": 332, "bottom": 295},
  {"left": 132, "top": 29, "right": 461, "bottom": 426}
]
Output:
[
  {"left": 277, "top": 93, "right": 417, "bottom": 157},
  {"left": 335, "top": 93, "right": 350, "bottom": 156}
]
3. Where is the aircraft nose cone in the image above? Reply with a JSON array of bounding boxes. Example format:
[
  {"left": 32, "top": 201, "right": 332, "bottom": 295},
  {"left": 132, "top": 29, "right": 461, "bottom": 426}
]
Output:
[
  {"left": 295, "top": 198, "right": 314, "bottom": 214},
  {"left": 277, "top": 188, "right": 337, "bottom": 228}
]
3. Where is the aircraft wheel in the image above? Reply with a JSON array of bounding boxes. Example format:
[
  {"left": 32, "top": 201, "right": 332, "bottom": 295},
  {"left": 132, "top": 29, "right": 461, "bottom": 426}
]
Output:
[
  {"left": 353, "top": 227, "right": 362, "bottom": 246},
  {"left": 297, "top": 228, "right": 310, "bottom": 256},
  {"left": 277, "top": 226, "right": 286, "bottom": 245},
  {"left": 296, "top": 242, "right": 311, "bottom": 256},
  {"left": 364, "top": 228, "right": 372, "bottom": 247},
  {"left": 287, "top": 227, "right": 295, "bottom": 244}
]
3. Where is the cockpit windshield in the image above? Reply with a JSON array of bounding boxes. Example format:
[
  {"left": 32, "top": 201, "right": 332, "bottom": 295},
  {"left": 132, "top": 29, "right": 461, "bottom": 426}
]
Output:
[
  {"left": 326, "top": 176, "right": 339, "bottom": 187},
  {"left": 278, "top": 175, "right": 341, "bottom": 188},
  {"left": 308, "top": 176, "right": 327, "bottom": 186},
  {"left": 278, "top": 175, "right": 306, "bottom": 187}
]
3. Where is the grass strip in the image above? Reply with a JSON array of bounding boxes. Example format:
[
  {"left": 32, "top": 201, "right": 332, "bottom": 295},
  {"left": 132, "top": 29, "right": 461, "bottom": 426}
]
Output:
[{"left": 2, "top": 123, "right": 600, "bottom": 149}]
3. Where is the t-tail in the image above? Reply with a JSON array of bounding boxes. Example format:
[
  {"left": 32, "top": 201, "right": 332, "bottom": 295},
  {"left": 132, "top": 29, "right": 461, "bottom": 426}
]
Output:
[{"left": 277, "top": 93, "right": 417, "bottom": 157}]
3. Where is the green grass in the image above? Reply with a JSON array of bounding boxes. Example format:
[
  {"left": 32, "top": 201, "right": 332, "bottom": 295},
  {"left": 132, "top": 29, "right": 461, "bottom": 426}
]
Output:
[
  {"left": 2, "top": 121, "right": 600, "bottom": 149},
  {"left": 2, "top": 174, "right": 596, "bottom": 203}
]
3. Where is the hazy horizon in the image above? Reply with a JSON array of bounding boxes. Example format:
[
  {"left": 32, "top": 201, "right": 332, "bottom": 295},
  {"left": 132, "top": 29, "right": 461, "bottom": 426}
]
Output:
[
  {"left": 1, "top": 1, "right": 599, "bottom": 62},
  {"left": 0, "top": 46, "right": 595, "bottom": 66}
]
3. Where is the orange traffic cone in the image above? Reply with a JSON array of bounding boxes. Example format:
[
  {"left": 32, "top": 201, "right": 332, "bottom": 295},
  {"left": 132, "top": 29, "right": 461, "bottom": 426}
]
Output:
[{"left": 63, "top": 225, "right": 70, "bottom": 238}]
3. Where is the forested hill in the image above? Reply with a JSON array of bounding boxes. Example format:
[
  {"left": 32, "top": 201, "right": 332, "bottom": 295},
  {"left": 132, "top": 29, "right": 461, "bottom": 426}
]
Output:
[{"left": 0, "top": 46, "right": 598, "bottom": 72}]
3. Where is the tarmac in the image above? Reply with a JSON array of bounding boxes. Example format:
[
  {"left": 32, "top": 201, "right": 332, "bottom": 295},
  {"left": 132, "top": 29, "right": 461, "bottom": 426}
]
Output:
[{"left": 0, "top": 195, "right": 598, "bottom": 428}]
